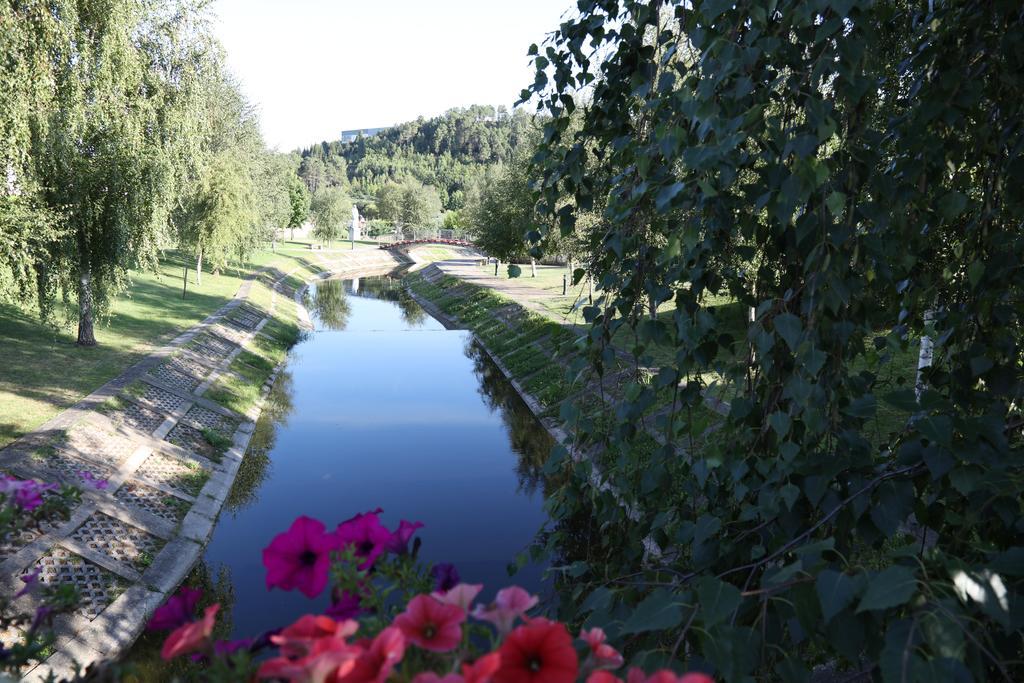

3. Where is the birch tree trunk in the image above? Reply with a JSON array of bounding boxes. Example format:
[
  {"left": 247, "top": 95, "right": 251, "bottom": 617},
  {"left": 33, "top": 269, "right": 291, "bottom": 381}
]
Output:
[
  {"left": 915, "top": 309, "right": 935, "bottom": 401},
  {"left": 77, "top": 263, "right": 97, "bottom": 346},
  {"left": 196, "top": 248, "right": 203, "bottom": 285}
]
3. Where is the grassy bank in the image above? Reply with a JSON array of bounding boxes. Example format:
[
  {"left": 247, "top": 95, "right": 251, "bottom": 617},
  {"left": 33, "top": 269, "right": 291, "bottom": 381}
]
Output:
[
  {"left": 0, "top": 248, "right": 318, "bottom": 449},
  {"left": 405, "top": 270, "right": 722, "bottom": 477}
]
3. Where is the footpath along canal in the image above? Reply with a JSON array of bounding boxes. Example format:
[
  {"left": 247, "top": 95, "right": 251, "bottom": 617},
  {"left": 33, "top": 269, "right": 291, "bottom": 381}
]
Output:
[{"left": 199, "top": 272, "right": 554, "bottom": 638}]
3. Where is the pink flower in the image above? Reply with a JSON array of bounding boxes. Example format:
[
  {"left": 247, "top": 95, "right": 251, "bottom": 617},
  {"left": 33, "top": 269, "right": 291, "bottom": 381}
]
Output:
[
  {"left": 385, "top": 519, "right": 424, "bottom": 554},
  {"left": 334, "top": 510, "right": 392, "bottom": 570},
  {"left": 271, "top": 614, "right": 358, "bottom": 659},
  {"left": 579, "top": 627, "right": 624, "bottom": 670},
  {"left": 161, "top": 604, "right": 219, "bottom": 660},
  {"left": 336, "top": 626, "right": 406, "bottom": 683},
  {"left": 258, "top": 636, "right": 360, "bottom": 683},
  {"left": 393, "top": 594, "right": 466, "bottom": 652},
  {"left": 263, "top": 516, "right": 339, "bottom": 598},
  {"left": 148, "top": 587, "right": 202, "bottom": 631},
  {"left": 471, "top": 586, "right": 539, "bottom": 635},
  {"left": 433, "top": 583, "right": 483, "bottom": 612},
  {"left": 588, "top": 673, "right": 623, "bottom": 683}
]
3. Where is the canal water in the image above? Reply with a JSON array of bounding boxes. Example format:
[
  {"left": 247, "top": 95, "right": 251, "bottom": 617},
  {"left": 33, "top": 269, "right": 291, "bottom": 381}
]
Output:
[{"left": 202, "top": 274, "right": 553, "bottom": 638}]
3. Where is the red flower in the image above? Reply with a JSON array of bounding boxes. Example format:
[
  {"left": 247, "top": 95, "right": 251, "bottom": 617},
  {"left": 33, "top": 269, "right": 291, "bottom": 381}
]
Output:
[
  {"left": 272, "top": 614, "right": 358, "bottom": 659},
  {"left": 494, "top": 618, "right": 578, "bottom": 683},
  {"left": 588, "top": 673, "right": 623, "bottom": 683},
  {"left": 161, "top": 604, "right": 219, "bottom": 660},
  {"left": 263, "top": 516, "right": 340, "bottom": 598},
  {"left": 393, "top": 594, "right": 466, "bottom": 652},
  {"left": 463, "top": 652, "right": 502, "bottom": 683},
  {"left": 336, "top": 626, "right": 406, "bottom": 683}
]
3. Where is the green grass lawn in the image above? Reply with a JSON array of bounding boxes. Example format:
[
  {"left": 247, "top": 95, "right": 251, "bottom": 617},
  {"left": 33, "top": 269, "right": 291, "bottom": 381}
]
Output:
[{"left": 0, "top": 249, "right": 310, "bottom": 449}]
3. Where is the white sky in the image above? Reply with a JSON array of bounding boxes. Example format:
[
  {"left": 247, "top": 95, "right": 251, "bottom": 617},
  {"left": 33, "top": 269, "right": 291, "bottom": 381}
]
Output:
[{"left": 211, "top": 0, "right": 576, "bottom": 152}]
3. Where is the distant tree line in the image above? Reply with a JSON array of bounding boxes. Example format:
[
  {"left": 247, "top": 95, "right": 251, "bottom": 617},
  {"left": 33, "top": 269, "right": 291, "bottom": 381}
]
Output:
[{"left": 295, "top": 105, "right": 535, "bottom": 210}]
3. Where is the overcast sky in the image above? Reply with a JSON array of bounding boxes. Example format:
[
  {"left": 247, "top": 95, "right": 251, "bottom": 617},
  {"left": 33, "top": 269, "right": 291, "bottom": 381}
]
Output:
[{"left": 211, "top": 0, "right": 576, "bottom": 152}]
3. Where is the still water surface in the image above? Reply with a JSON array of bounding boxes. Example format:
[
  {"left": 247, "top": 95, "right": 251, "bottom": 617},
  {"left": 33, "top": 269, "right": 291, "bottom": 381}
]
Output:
[{"left": 202, "top": 274, "right": 552, "bottom": 637}]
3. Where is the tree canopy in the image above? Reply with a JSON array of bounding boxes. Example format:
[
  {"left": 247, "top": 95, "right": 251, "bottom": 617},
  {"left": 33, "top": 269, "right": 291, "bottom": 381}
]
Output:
[
  {"left": 0, "top": 0, "right": 297, "bottom": 343},
  {"left": 523, "top": 1, "right": 1024, "bottom": 679}
]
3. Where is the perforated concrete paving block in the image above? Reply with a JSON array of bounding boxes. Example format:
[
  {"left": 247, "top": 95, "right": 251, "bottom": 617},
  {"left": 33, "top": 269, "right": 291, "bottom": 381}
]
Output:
[
  {"left": 147, "top": 361, "right": 202, "bottom": 393},
  {"left": 61, "top": 424, "right": 139, "bottom": 470},
  {"left": 31, "top": 546, "right": 129, "bottom": 620},
  {"left": 134, "top": 383, "right": 188, "bottom": 414},
  {"left": 106, "top": 400, "right": 167, "bottom": 436},
  {"left": 183, "top": 405, "right": 239, "bottom": 434},
  {"left": 67, "top": 512, "right": 165, "bottom": 574},
  {"left": 114, "top": 480, "right": 191, "bottom": 524},
  {"left": 164, "top": 422, "right": 221, "bottom": 460},
  {"left": 134, "top": 450, "right": 210, "bottom": 499}
]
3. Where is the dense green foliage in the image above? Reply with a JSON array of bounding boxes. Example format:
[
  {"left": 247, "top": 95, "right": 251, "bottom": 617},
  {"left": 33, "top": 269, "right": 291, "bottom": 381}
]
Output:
[
  {"left": 375, "top": 179, "right": 443, "bottom": 234},
  {"left": 297, "top": 105, "right": 535, "bottom": 210},
  {"left": 309, "top": 187, "right": 352, "bottom": 246},
  {"left": 523, "top": 1, "right": 1024, "bottom": 680},
  {"left": 0, "top": 0, "right": 300, "bottom": 344}
]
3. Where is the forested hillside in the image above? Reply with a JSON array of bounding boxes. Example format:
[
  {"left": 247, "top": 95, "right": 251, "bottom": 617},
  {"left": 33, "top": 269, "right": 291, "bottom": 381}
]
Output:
[{"left": 296, "top": 105, "right": 534, "bottom": 209}]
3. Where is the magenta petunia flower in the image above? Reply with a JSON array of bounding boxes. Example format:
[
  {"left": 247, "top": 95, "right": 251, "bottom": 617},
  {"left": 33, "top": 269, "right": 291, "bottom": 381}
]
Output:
[
  {"left": 334, "top": 510, "right": 392, "bottom": 570},
  {"left": 431, "top": 563, "right": 460, "bottom": 593},
  {"left": 148, "top": 586, "right": 202, "bottom": 631},
  {"left": 385, "top": 519, "right": 424, "bottom": 555},
  {"left": 263, "top": 516, "right": 340, "bottom": 598},
  {"left": 327, "top": 589, "right": 368, "bottom": 620},
  {"left": 77, "top": 470, "right": 109, "bottom": 490},
  {"left": 17, "top": 568, "right": 41, "bottom": 598},
  {"left": 0, "top": 476, "right": 57, "bottom": 511}
]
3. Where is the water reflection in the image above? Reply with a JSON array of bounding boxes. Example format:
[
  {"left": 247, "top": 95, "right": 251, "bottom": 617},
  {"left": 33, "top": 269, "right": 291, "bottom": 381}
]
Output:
[
  {"left": 312, "top": 279, "right": 352, "bottom": 331},
  {"left": 464, "top": 339, "right": 553, "bottom": 496},
  {"left": 227, "top": 369, "right": 295, "bottom": 512}
]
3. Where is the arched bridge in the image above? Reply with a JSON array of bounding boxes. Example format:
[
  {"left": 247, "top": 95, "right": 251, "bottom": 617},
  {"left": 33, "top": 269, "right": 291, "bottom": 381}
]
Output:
[{"left": 379, "top": 238, "right": 476, "bottom": 251}]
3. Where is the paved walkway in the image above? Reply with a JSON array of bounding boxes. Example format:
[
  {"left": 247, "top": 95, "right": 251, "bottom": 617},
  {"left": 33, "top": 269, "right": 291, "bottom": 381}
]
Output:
[
  {"left": 431, "top": 258, "right": 571, "bottom": 318},
  {"left": 0, "top": 268, "right": 294, "bottom": 680}
]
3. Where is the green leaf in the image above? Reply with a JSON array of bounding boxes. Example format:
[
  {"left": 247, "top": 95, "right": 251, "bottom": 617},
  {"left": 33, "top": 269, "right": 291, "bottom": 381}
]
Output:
[
  {"left": 826, "top": 191, "right": 846, "bottom": 216},
  {"left": 697, "top": 577, "right": 742, "bottom": 627},
  {"left": 774, "top": 313, "right": 802, "bottom": 351},
  {"left": 856, "top": 566, "right": 917, "bottom": 613},
  {"left": 655, "top": 182, "right": 685, "bottom": 213},
  {"left": 967, "top": 260, "right": 984, "bottom": 288},
  {"left": 620, "top": 588, "right": 684, "bottom": 634},
  {"left": 507, "top": 264, "right": 522, "bottom": 278},
  {"left": 937, "top": 191, "right": 968, "bottom": 221},
  {"left": 769, "top": 411, "right": 791, "bottom": 438},
  {"left": 816, "top": 570, "right": 858, "bottom": 623}
]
